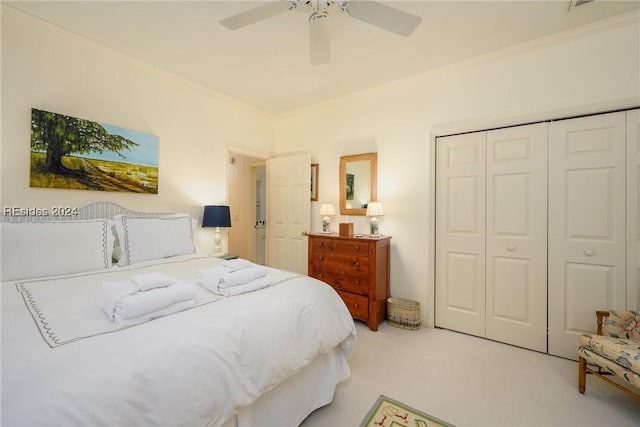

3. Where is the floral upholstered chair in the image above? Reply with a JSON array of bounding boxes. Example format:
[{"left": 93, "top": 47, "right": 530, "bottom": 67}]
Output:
[{"left": 577, "top": 310, "right": 640, "bottom": 400}]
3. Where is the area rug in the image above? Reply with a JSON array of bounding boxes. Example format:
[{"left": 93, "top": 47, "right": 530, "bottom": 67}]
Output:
[{"left": 360, "top": 395, "right": 454, "bottom": 427}]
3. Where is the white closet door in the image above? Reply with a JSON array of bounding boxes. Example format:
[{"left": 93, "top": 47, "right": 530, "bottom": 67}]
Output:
[
  {"left": 627, "top": 109, "right": 640, "bottom": 310},
  {"left": 548, "top": 112, "right": 627, "bottom": 359},
  {"left": 435, "top": 132, "right": 486, "bottom": 337},
  {"left": 485, "top": 123, "right": 548, "bottom": 352}
]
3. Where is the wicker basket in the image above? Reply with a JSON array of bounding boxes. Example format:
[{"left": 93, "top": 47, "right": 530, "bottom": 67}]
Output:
[{"left": 387, "top": 297, "right": 420, "bottom": 330}]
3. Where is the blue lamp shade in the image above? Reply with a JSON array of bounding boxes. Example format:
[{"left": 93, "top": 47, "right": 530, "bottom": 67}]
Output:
[{"left": 202, "top": 205, "right": 231, "bottom": 228}]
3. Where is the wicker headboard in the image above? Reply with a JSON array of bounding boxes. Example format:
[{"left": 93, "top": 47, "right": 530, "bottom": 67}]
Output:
[{"left": 1, "top": 201, "right": 172, "bottom": 223}]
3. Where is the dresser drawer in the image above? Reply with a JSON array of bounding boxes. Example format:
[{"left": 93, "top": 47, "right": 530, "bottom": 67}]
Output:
[
  {"left": 310, "top": 238, "right": 369, "bottom": 256},
  {"left": 309, "top": 254, "right": 369, "bottom": 281},
  {"left": 310, "top": 271, "right": 369, "bottom": 295},
  {"left": 336, "top": 290, "right": 368, "bottom": 321}
]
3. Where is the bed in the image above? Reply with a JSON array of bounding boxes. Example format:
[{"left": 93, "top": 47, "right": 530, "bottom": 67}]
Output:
[{"left": 1, "top": 202, "right": 357, "bottom": 426}]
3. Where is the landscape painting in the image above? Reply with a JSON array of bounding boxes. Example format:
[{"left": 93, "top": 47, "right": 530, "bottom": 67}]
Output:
[{"left": 30, "top": 108, "right": 159, "bottom": 193}]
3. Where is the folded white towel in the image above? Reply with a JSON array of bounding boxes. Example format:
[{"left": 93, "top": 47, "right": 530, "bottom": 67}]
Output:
[
  {"left": 198, "top": 266, "right": 228, "bottom": 291},
  {"left": 113, "top": 299, "right": 195, "bottom": 328},
  {"left": 100, "top": 281, "right": 139, "bottom": 320},
  {"left": 205, "top": 275, "right": 274, "bottom": 297},
  {"left": 198, "top": 263, "right": 268, "bottom": 289},
  {"left": 130, "top": 272, "right": 176, "bottom": 291},
  {"left": 113, "top": 282, "right": 197, "bottom": 321},
  {"left": 220, "top": 258, "right": 252, "bottom": 271},
  {"left": 219, "top": 266, "right": 268, "bottom": 288},
  {"left": 100, "top": 279, "right": 196, "bottom": 327}
]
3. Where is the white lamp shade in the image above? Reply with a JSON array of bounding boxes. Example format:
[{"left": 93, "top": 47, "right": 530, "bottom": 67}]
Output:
[
  {"left": 319, "top": 203, "right": 335, "bottom": 216},
  {"left": 366, "top": 202, "right": 384, "bottom": 217}
]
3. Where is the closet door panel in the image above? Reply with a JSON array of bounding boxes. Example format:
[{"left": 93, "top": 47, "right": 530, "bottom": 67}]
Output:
[
  {"left": 436, "top": 132, "right": 486, "bottom": 337},
  {"left": 548, "top": 112, "right": 626, "bottom": 359},
  {"left": 485, "top": 123, "right": 547, "bottom": 352},
  {"left": 628, "top": 109, "right": 640, "bottom": 310}
]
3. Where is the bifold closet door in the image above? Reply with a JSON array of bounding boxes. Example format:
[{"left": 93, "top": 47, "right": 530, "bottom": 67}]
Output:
[
  {"left": 435, "top": 124, "right": 547, "bottom": 352},
  {"left": 548, "top": 111, "right": 627, "bottom": 360},
  {"left": 435, "top": 132, "right": 486, "bottom": 337},
  {"left": 628, "top": 109, "right": 640, "bottom": 310},
  {"left": 485, "top": 124, "right": 547, "bottom": 352}
]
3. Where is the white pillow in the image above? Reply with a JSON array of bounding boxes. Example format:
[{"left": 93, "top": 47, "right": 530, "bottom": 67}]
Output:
[
  {"left": 111, "top": 216, "right": 198, "bottom": 262},
  {"left": 0, "top": 219, "right": 114, "bottom": 282},
  {"left": 113, "top": 214, "right": 195, "bottom": 266}
]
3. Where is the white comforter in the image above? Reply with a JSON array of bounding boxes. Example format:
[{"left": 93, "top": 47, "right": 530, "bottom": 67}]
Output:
[{"left": 1, "top": 255, "right": 356, "bottom": 426}]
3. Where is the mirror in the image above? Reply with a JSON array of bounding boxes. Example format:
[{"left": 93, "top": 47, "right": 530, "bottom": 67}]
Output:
[{"left": 339, "top": 152, "right": 377, "bottom": 216}]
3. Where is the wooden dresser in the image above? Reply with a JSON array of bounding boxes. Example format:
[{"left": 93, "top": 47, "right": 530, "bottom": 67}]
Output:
[{"left": 307, "top": 233, "right": 391, "bottom": 331}]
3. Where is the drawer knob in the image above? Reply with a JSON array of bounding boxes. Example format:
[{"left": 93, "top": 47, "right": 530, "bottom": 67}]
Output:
[
  {"left": 354, "top": 279, "right": 360, "bottom": 284},
  {"left": 356, "top": 245, "right": 360, "bottom": 250},
  {"left": 319, "top": 242, "right": 324, "bottom": 247},
  {"left": 584, "top": 249, "right": 595, "bottom": 257},
  {"left": 355, "top": 261, "right": 360, "bottom": 267},
  {"left": 318, "top": 273, "right": 323, "bottom": 278},
  {"left": 354, "top": 303, "right": 359, "bottom": 308},
  {"left": 319, "top": 255, "right": 324, "bottom": 260}
]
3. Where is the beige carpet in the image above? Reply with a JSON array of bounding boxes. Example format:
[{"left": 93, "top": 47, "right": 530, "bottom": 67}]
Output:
[{"left": 302, "top": 321, "right": 640, "bottom": 427}]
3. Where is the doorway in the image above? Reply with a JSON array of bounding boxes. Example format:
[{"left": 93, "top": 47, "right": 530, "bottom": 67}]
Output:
[
  {"left": 227, "top": 150, "right": 267, "bottom": 264},
  {"left": 253, "top": 163, "right": 266, "bottom": 265}
]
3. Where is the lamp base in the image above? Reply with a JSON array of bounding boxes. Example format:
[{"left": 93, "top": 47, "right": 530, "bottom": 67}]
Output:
[
  {"left": 322, "top": 217, "right": 331, "bottom": 233},
  {"left": 213, "top": 227, "right": 223, "bottom": 256},
  {"left": 369, "top": 217, "right": 379, "bottom": 236}
]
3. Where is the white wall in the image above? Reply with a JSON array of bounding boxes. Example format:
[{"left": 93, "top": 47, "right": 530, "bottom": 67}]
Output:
[
  {"left": 273, "top": 14, "right": 640, "bottom": 326},
  {"left": 1, "top": 6, "right": 273, "bottom": 231}
]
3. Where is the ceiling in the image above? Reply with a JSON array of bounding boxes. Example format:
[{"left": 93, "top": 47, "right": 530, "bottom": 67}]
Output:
[{"left": 6, "top": 1, "right": 639, "bottom": 116}]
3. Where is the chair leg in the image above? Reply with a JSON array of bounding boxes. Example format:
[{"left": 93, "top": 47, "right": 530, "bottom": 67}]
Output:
[{"left": 578, "top": 356, "right": 586, "bottom": 394}]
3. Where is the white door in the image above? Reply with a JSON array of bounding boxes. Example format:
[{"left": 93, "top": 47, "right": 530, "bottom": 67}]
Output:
[
  {"left": 267, "top": 154, "right": 311, "bottom": 274},
  {"left": 627, "top": 109, "right": 640, "bottom": 310},
  {"left": 548, "top": 112, "right": 627, "bottom": 359},
  {"left": 435, "top": 132, "right": 486, "bottom": 337},
  {"left": 485, "top": 123, "right": 548, "bottom": 352}
]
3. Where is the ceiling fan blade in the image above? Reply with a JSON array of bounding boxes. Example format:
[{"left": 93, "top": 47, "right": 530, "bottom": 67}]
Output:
[
  {"left": 309, "top": 12, "right": 330, "bottom": 65},
  {"left": 220, "top": 1, "right": 293, "bottom": 30},
  {"left": 345, "top": 1, "right": 422, "bottom": 37}
]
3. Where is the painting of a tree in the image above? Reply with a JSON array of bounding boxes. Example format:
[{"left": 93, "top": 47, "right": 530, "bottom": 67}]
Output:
[{"left": 30, "top": 109, "right": 159, "bottom": 193}]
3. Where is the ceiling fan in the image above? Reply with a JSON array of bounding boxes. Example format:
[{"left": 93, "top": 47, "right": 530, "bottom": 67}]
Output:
[{"left": 220, "top": 0, "right": 422, "bottom": 65}]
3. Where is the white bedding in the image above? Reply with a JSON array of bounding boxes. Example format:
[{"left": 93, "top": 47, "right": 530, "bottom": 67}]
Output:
[{"left": 1, "top": 254, "right": 356, "bottom": 426}]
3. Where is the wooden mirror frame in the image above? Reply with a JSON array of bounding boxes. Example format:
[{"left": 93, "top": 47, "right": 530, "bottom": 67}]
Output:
[{"left": 339, "top": 152, "right": 378, "bottom": 216}]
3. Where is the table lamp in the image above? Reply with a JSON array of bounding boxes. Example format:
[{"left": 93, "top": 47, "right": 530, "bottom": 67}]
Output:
[
  {"left": 319, "top": 203, "right": 335, "bottom": 233},
  {"left": 202, "top": 205, "right": 231, "bottom": 255},
  {"left": 366, "top": 202, "right": 384, "bottom": 236}
]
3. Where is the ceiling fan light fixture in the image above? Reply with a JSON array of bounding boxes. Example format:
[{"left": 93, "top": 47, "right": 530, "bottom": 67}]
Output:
[
  {"left": 309, "top": 10, "right": 330, "bottom": 22},
  {"left": 220, "top": 0, "right": 423, "bottom": 64},
  {"left": 309, "top": 0, "right": 331, "bottom": 13}
]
